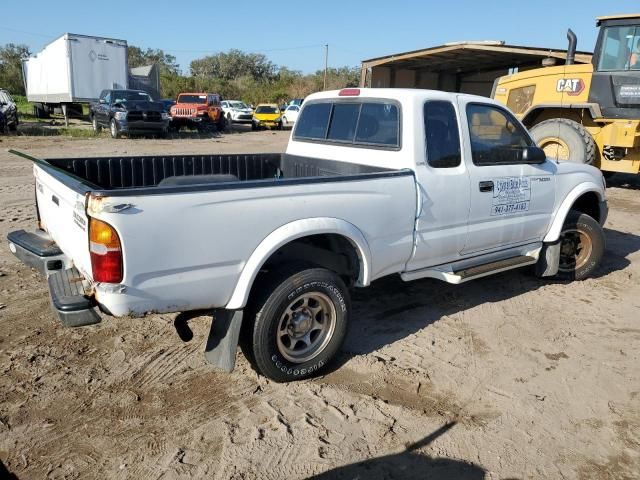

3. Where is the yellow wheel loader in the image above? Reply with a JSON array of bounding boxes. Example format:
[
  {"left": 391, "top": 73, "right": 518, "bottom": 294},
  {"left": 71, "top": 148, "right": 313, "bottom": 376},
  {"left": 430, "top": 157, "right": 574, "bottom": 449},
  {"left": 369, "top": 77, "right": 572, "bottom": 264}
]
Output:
[{"left": 492, "top": 14, "right": 640, "bottom": 176}]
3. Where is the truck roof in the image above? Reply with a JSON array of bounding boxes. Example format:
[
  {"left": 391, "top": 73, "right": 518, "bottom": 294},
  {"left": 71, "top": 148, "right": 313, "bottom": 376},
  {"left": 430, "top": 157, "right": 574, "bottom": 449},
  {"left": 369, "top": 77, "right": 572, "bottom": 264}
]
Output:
[{"left": 305, "top": 87, "right": 501, "bottom": 107}]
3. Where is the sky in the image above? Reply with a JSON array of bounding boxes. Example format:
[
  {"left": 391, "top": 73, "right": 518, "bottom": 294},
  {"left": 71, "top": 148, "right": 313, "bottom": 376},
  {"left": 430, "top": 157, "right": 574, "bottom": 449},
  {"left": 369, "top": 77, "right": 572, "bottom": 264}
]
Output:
[{"left": 1, "top": 1, "right": 639, "bottom": 74}]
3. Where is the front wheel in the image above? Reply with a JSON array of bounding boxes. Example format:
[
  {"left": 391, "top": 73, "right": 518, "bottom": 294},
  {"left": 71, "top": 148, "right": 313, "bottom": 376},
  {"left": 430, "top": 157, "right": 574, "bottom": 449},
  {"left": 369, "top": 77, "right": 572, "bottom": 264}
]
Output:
[
  {"left": 243, "top": 266, "right": 350, "bottom": 382},
  {"left": 555, "top": 210, "right": 604, "bottom": 280},
  {"left": 109, "top": 118, "right": 120, "bottom": 139},
  {"left": 92, "top": 116, "right": 102, "bottom": 133}
]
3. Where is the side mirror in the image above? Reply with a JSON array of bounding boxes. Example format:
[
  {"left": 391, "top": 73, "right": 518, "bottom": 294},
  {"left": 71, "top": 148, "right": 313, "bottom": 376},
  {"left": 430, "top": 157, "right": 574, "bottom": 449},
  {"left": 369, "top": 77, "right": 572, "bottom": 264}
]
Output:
[{"left": 521, "top": 146, "right": 546, "bottom": 164}]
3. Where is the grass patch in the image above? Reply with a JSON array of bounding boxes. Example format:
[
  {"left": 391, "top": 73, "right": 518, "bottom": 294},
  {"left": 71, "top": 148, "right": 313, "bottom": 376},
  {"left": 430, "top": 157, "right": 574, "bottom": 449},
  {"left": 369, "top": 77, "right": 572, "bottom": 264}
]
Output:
[
  {"left": 17, "top": 124, "right": 104, "bottom": 138},
  {"left": 13, "top": 95, "right": 91, "bottom": 120}
]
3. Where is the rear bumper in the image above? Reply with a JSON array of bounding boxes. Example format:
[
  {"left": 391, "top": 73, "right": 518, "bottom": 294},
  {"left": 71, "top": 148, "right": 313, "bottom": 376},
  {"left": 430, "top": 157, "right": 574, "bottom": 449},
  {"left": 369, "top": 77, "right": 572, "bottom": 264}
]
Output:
[{"left": 7, "top": 230, "right": 102, "bottom": 327}]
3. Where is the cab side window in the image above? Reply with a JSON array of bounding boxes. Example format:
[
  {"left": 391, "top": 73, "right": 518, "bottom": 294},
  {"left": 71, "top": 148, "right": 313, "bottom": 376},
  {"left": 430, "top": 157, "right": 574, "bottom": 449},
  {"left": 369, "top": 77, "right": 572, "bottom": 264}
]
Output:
[
  {"left": 466, "top": 104, "right": 532, "bottom": 166},
  {"left": 424, "top": 101, "right": 461, "bottom": 168}
]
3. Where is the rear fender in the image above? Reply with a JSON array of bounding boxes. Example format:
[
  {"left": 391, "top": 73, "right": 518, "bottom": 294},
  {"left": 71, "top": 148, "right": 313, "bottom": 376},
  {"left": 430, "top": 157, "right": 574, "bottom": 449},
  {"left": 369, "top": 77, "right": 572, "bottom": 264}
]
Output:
[{"left": 225, "top": 217, "right": 372, "bottom": 310}]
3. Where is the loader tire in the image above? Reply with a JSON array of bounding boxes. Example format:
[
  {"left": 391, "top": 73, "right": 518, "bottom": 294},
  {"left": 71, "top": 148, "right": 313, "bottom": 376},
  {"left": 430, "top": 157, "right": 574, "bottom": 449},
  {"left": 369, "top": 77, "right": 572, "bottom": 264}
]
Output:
[{"left": 530, "top": 118, "right": 597, "bottom": 165}]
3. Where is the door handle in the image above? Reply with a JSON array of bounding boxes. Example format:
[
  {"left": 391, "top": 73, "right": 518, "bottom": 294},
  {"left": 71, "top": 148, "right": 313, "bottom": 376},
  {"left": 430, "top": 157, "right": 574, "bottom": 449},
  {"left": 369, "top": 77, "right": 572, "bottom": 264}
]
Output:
[{"left": 479, "top": 181, "right": 494, "bottom": 192}]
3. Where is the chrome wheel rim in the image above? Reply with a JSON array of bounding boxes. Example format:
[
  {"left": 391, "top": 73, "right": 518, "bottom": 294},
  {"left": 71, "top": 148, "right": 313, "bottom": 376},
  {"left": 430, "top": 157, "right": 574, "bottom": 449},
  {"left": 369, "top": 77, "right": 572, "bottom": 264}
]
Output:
[
  {"left": 276, "top": 292, "right": 336, "bottom": 363},
  {"left": 558, "top": 228, "right": 593, "bottom": 272},
  {"left": 110, "top": 121, "right": 116, "bottom": 137},
  {"left": 92, "top": 118, "right": 97, "bottom": 131}
]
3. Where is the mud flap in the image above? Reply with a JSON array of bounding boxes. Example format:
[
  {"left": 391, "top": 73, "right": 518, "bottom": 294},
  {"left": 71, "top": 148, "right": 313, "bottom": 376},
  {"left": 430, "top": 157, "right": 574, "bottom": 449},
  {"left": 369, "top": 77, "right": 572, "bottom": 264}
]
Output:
[
  {"left": 204, "top": 309, "right": 243, "bottom": 373},
  {"left": 535, "top": 240, "right": 561, "bottom": 277}
]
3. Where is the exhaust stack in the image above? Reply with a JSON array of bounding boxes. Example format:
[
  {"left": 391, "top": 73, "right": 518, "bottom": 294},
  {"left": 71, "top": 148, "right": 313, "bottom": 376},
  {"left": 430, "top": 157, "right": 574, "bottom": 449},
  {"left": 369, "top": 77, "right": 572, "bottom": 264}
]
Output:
[{"left": 566, "top": 29, "right": 577, "bottom": 65}]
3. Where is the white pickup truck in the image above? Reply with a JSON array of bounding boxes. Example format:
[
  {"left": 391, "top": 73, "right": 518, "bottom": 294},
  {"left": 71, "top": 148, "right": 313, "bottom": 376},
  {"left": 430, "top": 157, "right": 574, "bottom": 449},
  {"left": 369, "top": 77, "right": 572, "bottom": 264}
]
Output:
[{"left": 7, "top": 88, "right": 608, "bottom": 382}]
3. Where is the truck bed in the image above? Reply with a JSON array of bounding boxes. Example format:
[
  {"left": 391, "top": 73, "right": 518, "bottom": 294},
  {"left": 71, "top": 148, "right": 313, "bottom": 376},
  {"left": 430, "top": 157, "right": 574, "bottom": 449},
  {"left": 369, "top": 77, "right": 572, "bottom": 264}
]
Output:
[{"left": 45, "top": 153, "right": 402, "bottom": 193}]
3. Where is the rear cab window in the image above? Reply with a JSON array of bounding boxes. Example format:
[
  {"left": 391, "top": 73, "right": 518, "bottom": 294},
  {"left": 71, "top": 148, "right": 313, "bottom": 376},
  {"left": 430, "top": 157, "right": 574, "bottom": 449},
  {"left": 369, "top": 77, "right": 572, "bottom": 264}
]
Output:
[{"left": 293, "top": 99, "right": 400, "bottom": 149}]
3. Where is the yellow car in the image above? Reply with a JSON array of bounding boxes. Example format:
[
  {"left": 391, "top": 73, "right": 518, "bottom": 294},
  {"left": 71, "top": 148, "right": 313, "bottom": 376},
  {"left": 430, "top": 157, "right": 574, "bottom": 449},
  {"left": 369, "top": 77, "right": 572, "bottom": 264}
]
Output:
[{"left": 252, "top": 104, "right": 283, "bottom": 130}]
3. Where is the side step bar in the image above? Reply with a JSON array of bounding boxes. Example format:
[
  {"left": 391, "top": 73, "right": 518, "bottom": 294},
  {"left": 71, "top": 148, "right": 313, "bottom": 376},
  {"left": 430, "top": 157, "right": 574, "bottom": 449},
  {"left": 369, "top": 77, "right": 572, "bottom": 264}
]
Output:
[
  {"left": 455, "top": 255, "right": 536, "bottom": 280},
  {"left": 401, "top": 255, "right": 538, "bottom": 284}
]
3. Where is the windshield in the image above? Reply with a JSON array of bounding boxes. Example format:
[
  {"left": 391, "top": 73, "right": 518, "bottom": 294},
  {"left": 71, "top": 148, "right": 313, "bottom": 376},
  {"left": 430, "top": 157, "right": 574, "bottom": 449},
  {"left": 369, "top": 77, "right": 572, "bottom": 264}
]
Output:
[
  {"left": 112, "top": 91, "right": 152, "bottom": 103},
  {"left": 598, "top": 25, "right": 640, "bottom": 71},
  {"left": 178, "top": 94, "right": 208, "bottom": 104},
  {"left": 230, "top": 101, "right": 248, "bottom": 109},
  {"left": 256, "top": 106, "right": 278, "bottom": 114}
]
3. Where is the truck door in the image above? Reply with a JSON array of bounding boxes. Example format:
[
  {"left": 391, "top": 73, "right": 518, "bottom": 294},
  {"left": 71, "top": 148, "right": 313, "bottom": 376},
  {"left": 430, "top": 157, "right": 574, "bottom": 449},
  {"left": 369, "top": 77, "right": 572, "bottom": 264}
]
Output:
[
  {"left": 459, "top": 99, "right": 556, "bottom": 255},
  {"left": 407, "top": 100, "right": 471, "bottom": 271}
]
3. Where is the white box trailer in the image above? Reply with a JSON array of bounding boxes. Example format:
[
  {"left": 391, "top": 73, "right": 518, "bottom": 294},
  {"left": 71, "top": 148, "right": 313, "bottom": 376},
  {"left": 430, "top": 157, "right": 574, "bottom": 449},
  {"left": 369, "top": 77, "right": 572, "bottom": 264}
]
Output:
[{"left": 22, "top": 33, "right": 128, "bottom": 122}]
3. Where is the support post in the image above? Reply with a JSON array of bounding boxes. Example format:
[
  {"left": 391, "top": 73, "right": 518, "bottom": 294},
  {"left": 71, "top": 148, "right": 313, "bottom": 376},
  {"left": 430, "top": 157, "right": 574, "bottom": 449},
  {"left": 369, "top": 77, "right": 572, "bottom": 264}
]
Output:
[{"left": 61, "top": 103, "right": 69, "bottom": 127}]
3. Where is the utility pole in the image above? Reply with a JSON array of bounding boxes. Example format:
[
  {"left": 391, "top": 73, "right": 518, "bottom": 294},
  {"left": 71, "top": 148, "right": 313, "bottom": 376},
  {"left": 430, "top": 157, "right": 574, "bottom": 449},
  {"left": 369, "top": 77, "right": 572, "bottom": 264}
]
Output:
[{"left": 323, "top": 44, "right": 329, "bottom": 90}]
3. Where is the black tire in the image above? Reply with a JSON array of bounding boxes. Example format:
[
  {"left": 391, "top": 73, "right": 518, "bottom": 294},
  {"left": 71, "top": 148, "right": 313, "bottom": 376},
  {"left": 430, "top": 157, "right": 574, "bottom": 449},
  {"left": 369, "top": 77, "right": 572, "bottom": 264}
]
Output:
[
  {"left": 243, "top": 266, "right": 350, "bottom": 382},
  {"left": 251, "top": 122, "right": 257, "bottom": 131},
  {"left": 602, "top": 171, "right": 616, "bottom": 180},
  {"left": 276, "top": 122, "right": 283, "bottom": 131},
  {"left": 529, "top": 118, "right": 597, "bottom": 165},
  {"left": 92, "top": 116, "right": 102, "bottom": 133},
  {"left": 555, "top": 210, "right": 604, "bottom": 280},
  {"left": 216, "top": 115, "right": 226, "bottom": 132},
  {"left": 109, "top": 118, "right": 120, "bottom": 139}
]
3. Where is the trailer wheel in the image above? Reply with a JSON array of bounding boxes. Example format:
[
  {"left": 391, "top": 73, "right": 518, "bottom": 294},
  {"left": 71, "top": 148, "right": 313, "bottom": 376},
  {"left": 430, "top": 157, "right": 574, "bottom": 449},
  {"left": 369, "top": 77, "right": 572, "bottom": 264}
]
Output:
[
  {"left": 530, "top": 119, "right": 597, "bottom": 165},
  {"left": 555, "top": 210, "right": 604, "bottom": 280},
  {"left": 109, "top": 118, "right": 120, "bottom": 139},
  {"left": 92, "top": 116, "right": 102, "bottom": 133},
  {"left": 243, "top": 265, "right": 350, "bottom": 382}
]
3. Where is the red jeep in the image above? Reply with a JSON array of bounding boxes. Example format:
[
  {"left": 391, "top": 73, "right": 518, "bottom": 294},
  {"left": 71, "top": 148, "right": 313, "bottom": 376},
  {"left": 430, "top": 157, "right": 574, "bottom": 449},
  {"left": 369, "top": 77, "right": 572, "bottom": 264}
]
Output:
[{"left": 170, "top": 92, "right": 226, "bottom": 131}]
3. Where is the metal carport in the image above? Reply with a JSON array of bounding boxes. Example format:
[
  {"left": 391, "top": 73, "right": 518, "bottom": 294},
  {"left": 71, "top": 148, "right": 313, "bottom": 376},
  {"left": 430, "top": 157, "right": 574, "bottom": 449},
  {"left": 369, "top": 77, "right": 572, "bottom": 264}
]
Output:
[{"left": 360, "top": 42, "right": 592, "bottom": 97}]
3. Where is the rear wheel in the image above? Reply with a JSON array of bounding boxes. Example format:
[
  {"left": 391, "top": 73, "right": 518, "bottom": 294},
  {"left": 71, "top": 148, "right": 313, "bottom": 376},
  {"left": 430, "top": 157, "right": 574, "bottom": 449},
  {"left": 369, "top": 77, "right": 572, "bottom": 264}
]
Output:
[
  {"left": 242, "top": 266, "right": 350, "bottom": 382},
  {"left": 92, "top": 116, "right": 102, "bottom": 133},
  {"left": 530, "top": 118, "right": 597, "bottom": 165},
  {"left": 555, "top": 210, "right": 604, "bottom": 280}
]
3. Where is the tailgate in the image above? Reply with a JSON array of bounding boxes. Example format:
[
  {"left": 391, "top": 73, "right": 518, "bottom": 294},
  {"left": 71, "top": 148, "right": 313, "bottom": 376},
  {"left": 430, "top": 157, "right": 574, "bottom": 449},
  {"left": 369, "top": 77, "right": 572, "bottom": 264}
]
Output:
[{"left": 34, "top": 164, "right": 93, "bottom": 279}]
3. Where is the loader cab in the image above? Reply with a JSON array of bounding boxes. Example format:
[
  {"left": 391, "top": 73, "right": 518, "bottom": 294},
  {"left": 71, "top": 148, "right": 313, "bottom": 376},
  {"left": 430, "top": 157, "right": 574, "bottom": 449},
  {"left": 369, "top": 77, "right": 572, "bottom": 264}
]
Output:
[{"left": 589, "top": 14, "right": 640, "bottom": 119}]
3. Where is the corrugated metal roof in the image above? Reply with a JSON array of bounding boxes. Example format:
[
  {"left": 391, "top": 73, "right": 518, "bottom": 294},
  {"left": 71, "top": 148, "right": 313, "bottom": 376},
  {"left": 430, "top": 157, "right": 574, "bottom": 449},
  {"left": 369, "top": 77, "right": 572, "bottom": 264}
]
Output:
[{"left": 361, "top": 43, "right": 592, "bottom": 71}]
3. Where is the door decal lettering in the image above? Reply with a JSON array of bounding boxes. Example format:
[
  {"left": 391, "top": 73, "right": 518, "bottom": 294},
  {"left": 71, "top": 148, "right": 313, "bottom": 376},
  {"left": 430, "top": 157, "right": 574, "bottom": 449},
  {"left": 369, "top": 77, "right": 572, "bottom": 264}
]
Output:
[{"left": 491, "top": 177, "right": 531, "bottom": 216}]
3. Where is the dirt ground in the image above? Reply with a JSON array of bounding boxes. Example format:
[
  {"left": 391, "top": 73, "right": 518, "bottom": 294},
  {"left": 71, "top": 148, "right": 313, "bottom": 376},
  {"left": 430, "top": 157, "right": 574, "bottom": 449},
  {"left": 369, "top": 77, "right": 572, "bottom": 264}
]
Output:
[{"left": 0, "top": 130, "right": 639, "bottom": 480}]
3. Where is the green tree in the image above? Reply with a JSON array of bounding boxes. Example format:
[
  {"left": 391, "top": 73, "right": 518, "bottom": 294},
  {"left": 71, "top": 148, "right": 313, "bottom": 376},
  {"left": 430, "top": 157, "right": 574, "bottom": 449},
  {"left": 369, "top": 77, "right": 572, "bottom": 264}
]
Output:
[
  {"left": 0, "top": 43, "right": 31, "bottom": 95},
  {"left": 190, "top": 49, "right": 276, "bottom": 81}
]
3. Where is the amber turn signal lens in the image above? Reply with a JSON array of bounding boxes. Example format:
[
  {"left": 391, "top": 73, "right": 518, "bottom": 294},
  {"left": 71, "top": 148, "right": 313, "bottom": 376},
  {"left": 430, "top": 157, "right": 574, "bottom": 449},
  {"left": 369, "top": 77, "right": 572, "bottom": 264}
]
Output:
[{"left": 90, "top": 218, "right": 121, "bottom": 249}]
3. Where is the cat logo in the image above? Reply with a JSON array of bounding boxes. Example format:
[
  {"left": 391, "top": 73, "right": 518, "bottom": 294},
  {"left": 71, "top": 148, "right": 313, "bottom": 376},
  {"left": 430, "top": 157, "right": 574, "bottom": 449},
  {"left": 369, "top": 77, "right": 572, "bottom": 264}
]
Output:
[{"left": 556, "top": 78, "right": 585, "bottom": 96}]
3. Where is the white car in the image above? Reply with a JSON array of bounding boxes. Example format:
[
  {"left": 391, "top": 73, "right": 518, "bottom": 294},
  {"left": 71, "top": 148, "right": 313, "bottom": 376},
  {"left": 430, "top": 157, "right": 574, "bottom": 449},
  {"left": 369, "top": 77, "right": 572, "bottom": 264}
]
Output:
[
  {"left": 8, "top": 88, "right": 608, "bottom": 382},
  {"left": 282, "top": 105, "right": 301, "bottom": 127},
  {"left": 221, "top": 100, "right": 253, "bottom": 124}
]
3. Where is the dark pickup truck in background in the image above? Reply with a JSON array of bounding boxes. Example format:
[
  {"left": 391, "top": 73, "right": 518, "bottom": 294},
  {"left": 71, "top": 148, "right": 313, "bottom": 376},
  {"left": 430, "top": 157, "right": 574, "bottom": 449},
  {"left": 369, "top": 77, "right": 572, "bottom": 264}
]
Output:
[{"left": 89, "top": 89, "right": 169, "bottom": 138}]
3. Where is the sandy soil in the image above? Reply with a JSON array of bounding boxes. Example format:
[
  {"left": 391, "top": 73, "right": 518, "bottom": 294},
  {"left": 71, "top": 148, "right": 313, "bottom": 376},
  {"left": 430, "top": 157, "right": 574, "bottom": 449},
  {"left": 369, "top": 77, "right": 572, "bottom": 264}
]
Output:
[{"left": 0, "top": 131, "right": 639, "bottom": 480}]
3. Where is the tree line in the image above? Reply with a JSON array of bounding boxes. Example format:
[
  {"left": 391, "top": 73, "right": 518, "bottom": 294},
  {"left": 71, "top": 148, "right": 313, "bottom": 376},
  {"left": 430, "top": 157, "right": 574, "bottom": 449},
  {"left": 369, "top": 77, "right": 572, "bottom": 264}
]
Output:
[{"left": 1, "top": 43, "right": 360, "bottom": 104}]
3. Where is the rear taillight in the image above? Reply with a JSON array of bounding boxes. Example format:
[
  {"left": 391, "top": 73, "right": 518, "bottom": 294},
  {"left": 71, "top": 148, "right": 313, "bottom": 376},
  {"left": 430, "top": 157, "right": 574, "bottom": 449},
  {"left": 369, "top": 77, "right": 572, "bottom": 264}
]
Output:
[{"left": 89, "top": 218, "right": 123, "bottom": 283}]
